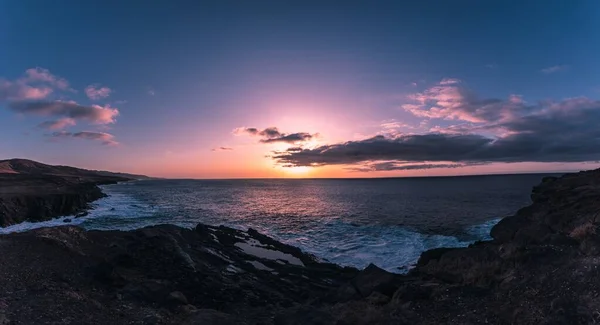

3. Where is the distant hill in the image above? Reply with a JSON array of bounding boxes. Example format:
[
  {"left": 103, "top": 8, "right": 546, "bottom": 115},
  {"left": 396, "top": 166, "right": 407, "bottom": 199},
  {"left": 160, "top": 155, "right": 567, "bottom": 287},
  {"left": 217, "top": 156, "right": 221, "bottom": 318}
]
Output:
[{"left": 0, "top": 158, "right": 150, "bottom": 180}]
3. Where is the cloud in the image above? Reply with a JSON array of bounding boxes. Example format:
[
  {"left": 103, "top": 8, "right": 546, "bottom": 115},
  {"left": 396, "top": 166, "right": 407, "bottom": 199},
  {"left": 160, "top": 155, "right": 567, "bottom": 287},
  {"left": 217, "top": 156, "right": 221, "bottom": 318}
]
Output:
[
  {"left": 0, "top": 68, "right": 74, "bottom": 102},
  {"left": 211, "top": 147, "right": 233, "bottom": 151},
  {"left": 401, "top": 79, "right": 527, "bottom": 123},
  {"left": 541, "top": 65, "right": 569, "bottom": 74},
  {"left": 234, "top": 126, "right": 317, "bottom": 144},
  {"left": 24, "top": 67, "right": 70, "bottom": 90},
  {"left": 38, "top": 118, "right": 76, "bottom": 130},
  {"left": 9, "top": 101, "right": 119, "bottom": 125},
  {"left": 272, "top": 80, "right": 600, "bottom": 170},
  {"left": 50, "top": 131, "right": 118, "bottom": 146},
  {"left": 1, "top": 68, "right": 123, "bottom": 145},
  {"left": 0, "top": 80, "right": 53, "bottom": 101},
  {"left": 85, "top": 84, "right": 112, "bottom": 100},
  {"left": 347, "top": 161, "right": 467, "bottom": 172},
  {"left": 439, "top": 78, "right": 461, "bottom": 85}
]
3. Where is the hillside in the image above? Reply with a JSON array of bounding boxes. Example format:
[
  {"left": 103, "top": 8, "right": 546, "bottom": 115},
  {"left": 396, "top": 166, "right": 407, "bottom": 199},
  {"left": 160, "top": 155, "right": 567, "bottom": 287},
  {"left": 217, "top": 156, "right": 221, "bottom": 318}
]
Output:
[{"left": 0, "top": 158, "right": 149, "bottom": 180}]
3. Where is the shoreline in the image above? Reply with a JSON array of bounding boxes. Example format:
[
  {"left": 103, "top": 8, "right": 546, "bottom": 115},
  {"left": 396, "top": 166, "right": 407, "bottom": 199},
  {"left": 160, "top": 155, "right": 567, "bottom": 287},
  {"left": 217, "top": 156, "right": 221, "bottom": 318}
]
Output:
[
  {"left": 2, "top": 169, "right": 600, "bottom": 323},
  {"left": 0, "top": 179, "right": 504, "bottom": 273},
  {"left": 0, "top": 174, "right": 134, "bottom": 227}
]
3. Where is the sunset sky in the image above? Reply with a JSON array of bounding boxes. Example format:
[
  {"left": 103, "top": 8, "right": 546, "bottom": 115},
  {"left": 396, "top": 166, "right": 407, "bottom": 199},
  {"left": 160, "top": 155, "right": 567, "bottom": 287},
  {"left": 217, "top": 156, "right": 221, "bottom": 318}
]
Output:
[{"left": 1, "top": 1, "right": 600, "bottom": 178}]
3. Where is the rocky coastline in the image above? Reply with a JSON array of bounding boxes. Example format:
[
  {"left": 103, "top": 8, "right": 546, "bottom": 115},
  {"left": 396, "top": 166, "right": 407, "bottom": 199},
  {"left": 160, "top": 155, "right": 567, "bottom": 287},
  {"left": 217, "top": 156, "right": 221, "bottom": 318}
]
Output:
[
  {"left": 0, "top": 159, "right": 144, "bottom": 227},
  {"left": 0, "top": 173, "right": 128, "bottom": 227},
  {"left": 2, "top": 167, "right": 600, "bottom": 324}
]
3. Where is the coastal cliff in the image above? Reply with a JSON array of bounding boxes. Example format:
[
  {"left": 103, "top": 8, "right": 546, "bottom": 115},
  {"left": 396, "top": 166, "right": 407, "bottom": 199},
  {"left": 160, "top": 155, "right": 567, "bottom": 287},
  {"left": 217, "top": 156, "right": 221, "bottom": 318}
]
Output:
[
  {"left": 0, "top": 159, "right": 145, "bottom": 226},
  {"left": 1, "top": 168, "right": 600, "bottom": 324}
]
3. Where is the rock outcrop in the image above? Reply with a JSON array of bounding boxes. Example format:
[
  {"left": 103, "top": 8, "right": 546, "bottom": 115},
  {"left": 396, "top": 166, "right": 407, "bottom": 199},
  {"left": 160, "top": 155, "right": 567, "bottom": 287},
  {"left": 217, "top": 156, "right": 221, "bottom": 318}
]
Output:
[
  {"left": 0, "top": 159, "right": 145, "bottom": 226},
  {"left": 0, "top": 174, "right": 124, "bottom": 226},
  {"left": 0, "top": 223, "right": 358, "bottom": 324}
]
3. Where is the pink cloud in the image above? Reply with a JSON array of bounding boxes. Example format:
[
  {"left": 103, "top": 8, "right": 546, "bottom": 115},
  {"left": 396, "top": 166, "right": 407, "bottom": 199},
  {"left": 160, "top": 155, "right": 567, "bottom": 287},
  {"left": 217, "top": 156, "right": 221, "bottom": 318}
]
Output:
[
  {"left": 24, "top": 67, "right": 70, "bottom": 90},
  {"left": 85, "top": 84, "right": 112, "bottom": 100},
  {"left": 0, "top": 67, "right": 73, "bottom": 101},
  {"left": 38, "top": 118, "right": 76, "bottom": 130},
  {"left": 0, "top": 79, "right": 53, "bottom": 101},
  {"left": 402, "top": 79, "right": 528, "bottom": 123}
]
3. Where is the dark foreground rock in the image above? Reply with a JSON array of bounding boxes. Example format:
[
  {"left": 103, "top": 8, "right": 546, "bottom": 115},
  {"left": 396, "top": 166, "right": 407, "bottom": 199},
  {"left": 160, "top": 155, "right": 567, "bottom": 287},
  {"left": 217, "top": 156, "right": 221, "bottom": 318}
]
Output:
[
  {"left": 3, "top": 168, "right": 600, "bottom": 324},
  {"left": 0, "top": 223, "right": 358, "bottom": 324}
]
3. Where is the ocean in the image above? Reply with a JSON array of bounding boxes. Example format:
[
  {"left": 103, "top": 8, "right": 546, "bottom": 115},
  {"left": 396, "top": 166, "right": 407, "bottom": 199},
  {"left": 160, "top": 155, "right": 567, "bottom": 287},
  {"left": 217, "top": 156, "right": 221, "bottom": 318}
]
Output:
[{"left": 0, "top": 174, "right": 555, "bottom": 272}]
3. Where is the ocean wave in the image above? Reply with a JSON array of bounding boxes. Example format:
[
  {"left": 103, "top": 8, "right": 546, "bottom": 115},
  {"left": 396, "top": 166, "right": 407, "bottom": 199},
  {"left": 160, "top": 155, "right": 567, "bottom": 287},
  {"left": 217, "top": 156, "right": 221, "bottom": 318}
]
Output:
[{"left": 0, "top": 184, "right": 502, "bottom": 274}]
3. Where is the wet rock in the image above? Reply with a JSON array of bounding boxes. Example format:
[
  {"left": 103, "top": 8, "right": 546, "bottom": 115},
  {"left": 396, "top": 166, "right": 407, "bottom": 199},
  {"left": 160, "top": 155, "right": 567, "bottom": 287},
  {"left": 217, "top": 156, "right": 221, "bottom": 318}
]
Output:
[{"left": 63, "top": 218, "right": 72, "bottom": 223}]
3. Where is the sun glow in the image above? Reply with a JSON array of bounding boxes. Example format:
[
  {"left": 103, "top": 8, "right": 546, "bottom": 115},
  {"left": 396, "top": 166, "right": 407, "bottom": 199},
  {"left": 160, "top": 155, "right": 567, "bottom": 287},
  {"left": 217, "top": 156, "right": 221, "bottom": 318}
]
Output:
[{"left": 285, "top": 166, "right": 312, "bottom": 175}]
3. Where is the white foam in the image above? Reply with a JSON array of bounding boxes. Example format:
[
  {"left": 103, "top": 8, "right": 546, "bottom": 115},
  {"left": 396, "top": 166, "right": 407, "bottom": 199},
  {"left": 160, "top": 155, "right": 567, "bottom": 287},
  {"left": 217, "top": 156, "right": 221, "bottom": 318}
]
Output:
[
  {"left": 263, "top": 218, "right": 500, "bottom": 273},
  {"left": 0, "top": 186, "right": 157, "bottom": 234},
  {"left": 0, "top": 216, "right": 81, "bottom": 234}
]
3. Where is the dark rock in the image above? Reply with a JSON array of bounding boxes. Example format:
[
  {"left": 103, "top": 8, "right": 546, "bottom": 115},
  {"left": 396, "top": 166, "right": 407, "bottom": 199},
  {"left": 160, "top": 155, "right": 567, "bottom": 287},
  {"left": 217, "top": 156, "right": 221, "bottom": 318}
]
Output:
[
  {"left": 351, "top": 263, "right": 398, "bottom": 297},
  {"left": 75, "top": 211, "right": 89, "bottom": 218},
  {"left": 274, "top": 306, "right": 336, "bottom": 325},
  {"left": 391, "top": 283, "right": 433, "bottom": 303},
  {"left": 182, "top": 309, "right": 241, "bottom": 325},
  {"left": 416, "top": 247, "right": 457, "bottom": 267},
  {"left": 167, "top": 291, "right": 188, "bottom": 305},
  {"left": 63, "top": 218, "right": 72, "bottom": 223},
  {"left": 366, "top": 291, "right": 390, "bottom": 305}
]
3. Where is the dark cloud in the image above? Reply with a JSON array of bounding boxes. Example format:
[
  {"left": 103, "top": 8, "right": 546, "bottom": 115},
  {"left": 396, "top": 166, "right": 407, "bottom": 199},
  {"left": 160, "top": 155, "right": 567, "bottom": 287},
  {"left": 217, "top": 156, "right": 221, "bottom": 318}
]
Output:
[
  {"left": 50, "top": 131, "right": 118, "bottom": 146},
  {"left": 212, "top": 147, "right": 233, "bottom": 151},
  {"left": 273, "top": 96, "right": 600, "bottom": 168},
  {"left": 234, "top": 127, "right": 316, "bottom": 144},
  {"left": 348, "top": 162, "right": 467, "bottom": 172},
  {"left": 10, "top": 101, "right": 119, "bottom": 125},
  {"left": 260, "top": 132, "right": 314, "bottom": 143}
]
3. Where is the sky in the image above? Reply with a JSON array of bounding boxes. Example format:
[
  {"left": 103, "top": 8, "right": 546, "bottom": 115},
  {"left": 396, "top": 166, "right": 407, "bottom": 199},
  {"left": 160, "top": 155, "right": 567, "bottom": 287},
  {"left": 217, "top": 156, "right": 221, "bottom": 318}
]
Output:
[{"left": 1, "top": 0, "right": 600, "bottom": 178}]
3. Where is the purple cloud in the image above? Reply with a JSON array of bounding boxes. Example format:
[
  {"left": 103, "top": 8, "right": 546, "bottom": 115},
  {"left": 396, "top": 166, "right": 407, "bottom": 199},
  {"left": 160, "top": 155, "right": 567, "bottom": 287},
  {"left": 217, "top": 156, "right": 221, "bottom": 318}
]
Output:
[
  {"left": 38, "top": 118, "right": 76, "bottom": 130},
  {"left": 85, "top": 84, "right": 112, "bottom": 100},
  {"left": 10, "top": 101, "right": 119, "bottom": 125},
  {"left": 24, "top": 67, "right": 70, "bottom": 90},
  {"left": 50, "top": 131, "right": 118, "bottom": 146}
]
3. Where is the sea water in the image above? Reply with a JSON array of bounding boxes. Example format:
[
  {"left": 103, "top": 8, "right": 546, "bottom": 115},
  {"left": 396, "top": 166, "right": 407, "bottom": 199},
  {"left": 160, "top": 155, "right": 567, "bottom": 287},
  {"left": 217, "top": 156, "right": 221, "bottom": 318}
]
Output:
[{"left": 0, "top": 174, "right": 554, "bottom": 272}]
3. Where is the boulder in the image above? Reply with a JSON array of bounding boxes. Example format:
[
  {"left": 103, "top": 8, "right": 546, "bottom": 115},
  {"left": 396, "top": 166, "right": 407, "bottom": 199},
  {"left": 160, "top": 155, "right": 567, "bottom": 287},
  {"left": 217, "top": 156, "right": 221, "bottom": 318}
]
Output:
[{"left": 350, "top": 263, "right": 398, "bottom": 297}]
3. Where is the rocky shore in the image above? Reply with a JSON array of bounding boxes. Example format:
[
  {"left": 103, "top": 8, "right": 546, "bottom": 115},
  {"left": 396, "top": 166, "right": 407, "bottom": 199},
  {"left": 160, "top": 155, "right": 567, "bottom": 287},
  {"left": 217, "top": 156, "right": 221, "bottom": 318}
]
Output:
[
  {"left": 2, "top": 167, "right": 600, "bottom": 324},
  {"left": 0, "top": 159, "right": 144, "bottom": 227}
]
